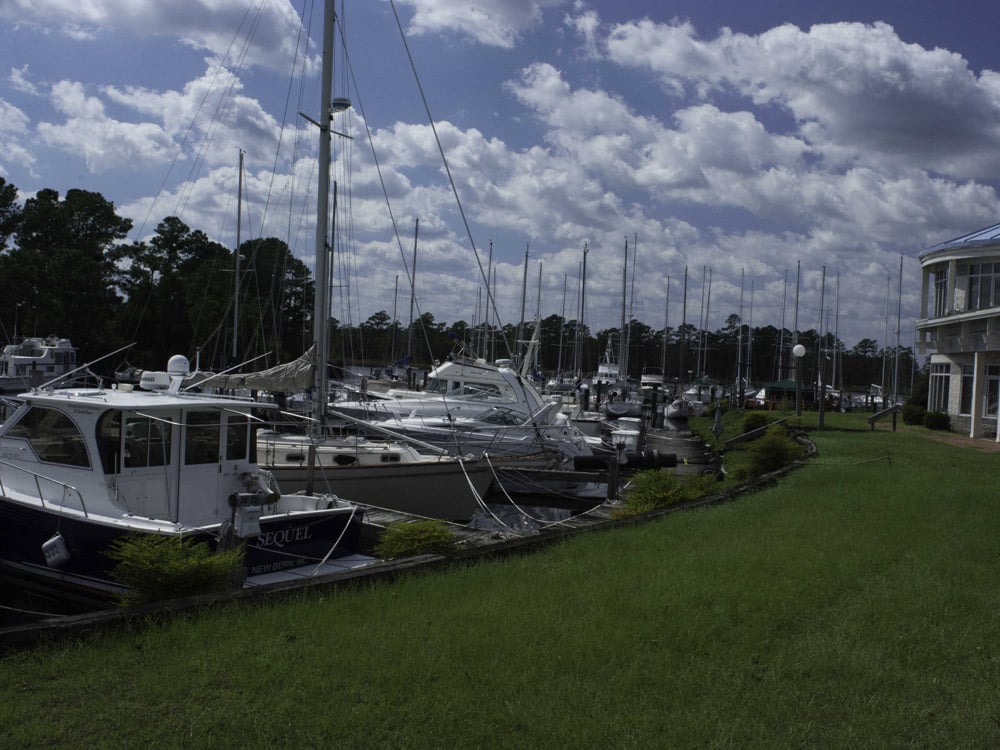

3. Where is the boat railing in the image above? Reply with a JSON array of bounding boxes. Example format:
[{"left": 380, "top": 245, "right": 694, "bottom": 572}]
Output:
[{"left": 0, "top": 458, "right": 89, "bottom": 516}]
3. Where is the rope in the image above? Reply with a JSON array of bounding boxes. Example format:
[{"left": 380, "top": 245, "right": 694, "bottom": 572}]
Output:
[
  {"left": 0, "top": 602, "right": 70, "bottom": 619},
  {"left": 309, "top": 503, "right": 359, "bottom": 576},
  {"left": 459, "top": 455, "right": 513, "bottom": 530},
  {"left": 484, "top": 453, "right": 605, "bottom": 529}
]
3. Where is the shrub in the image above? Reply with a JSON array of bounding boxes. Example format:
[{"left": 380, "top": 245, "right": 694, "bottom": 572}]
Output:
[
  {"left": 108, "top": 534, "right": 245, "bottom": 607},
  {"left": 374, "top": 520, "right": 459, "bottom": 560},
  {"left": 902, "top": 403, "right": 926, "bottom": 426},
  {"left": 747, "top": 427, "right": 803, "bottom": 477},
  {"left": 923, "top": 411, "right": 951, "bottom": 431},
  {"left": 741, "top": 412, "right": 770, "bottom": 436},
  {"left": 615, "top": 470, "right": 717, "bottom": 517}
]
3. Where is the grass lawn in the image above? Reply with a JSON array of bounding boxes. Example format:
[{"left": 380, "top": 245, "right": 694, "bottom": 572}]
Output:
[{"left": 3, "top": 419, "right": 1000, "bottom": 748}]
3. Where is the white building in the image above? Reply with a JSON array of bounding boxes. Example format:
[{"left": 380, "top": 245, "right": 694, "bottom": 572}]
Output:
[{"left": 916, "top": 223, "right": 1000, "bottom": 438}]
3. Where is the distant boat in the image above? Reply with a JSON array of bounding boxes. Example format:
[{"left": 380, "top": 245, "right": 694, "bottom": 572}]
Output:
[
  {"left": 332, "top": 352, "right": 552, "bottom": 423},
  {"left": 0, "top": 336, "right": 77, "bottom": 393},
  {"left": 592, "top": 338, "right": 624, "bottom": 390}
]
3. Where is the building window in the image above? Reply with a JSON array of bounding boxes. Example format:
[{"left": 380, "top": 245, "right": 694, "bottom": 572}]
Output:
[
  {"left": 985, "top": 365, "right": 1000, "bottom": 418},
  {"left": 933, "top": 267, "right": 948, "bottom": 317},
  {"left": 960, "top": 365, "right": 974, "bottom": 415},
  {"left": 928, "top": 364, "right": 950, "bottom": 412},
  {"left": 966, "top": 263, "right": 1000, "bottom": 311}
]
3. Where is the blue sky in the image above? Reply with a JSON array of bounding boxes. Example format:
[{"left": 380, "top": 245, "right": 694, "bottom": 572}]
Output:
[{"left": 4, "top": 0, "right": 1000, "bottom": 358}]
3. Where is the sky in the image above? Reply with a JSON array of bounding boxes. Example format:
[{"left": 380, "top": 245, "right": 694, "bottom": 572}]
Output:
[{"left": 4, "top": 0, "right": 1000, "bottom": 364}]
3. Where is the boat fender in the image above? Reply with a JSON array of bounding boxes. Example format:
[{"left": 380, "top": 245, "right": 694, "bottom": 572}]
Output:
[
  {"left": 42, "top": 533, "right": 71, "bottom": 568},
  {"left": 255, "top": 469, "right": 282, "bottom": 504}
]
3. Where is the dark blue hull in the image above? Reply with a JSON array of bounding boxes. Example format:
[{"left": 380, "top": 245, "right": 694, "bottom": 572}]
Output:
[{"left": 0, "top": 497, "right": 363, "bottom": 602}]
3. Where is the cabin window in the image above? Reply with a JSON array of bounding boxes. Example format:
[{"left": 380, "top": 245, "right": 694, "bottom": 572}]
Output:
[
  {"left": 6, "top": 406, "right": 90, "bottom": 467},
  {"left": 124, "top": 415, "right": 171, "bottom": 468},
  {"left": 97, "top": 411, "right": 122, "bottom": 473},
  {"left": 425, "top": 377, "right": 446, "bottom": 394},
  {"left": 226, "top": 413, "right": 249, "bottom": 461},
  {"left": 185, "top": 410, "right": 220, "bottom": 465}
]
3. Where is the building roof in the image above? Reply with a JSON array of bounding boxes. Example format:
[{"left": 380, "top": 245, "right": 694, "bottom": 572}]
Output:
[{"left": 925, "top": 223, "right": 1000, "bottom": 254}]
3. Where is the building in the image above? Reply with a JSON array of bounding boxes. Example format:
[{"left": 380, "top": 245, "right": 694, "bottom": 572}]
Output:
[{"left": 916, "top": 223, "right": 1000, "bottom": 438}]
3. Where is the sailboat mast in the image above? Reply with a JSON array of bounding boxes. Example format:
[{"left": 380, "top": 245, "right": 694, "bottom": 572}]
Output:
[
  {"left": 679, "top": 266, "right": 688, "bottom": 383},
  {"left": 660, "top": 275, "right": 670, "bottom": 377},
  {"left": 620, "top": 237, "right": 628, "bottom": 379},
  {"left": 517, "top": 242, "right": 529, "bottom": 367},
  {"left": 577, "top": 242, "right": 588, "bottom": 377},
  {"left": 233, "top": 148, "right": 244, "bottom": 364},
  {"left": 311, "top": 0, "right": 336, "bottom": 429},
  {"left": 407, "top": 218, "right": 418, "bottom": 360},
  {"left": 557, "top": 273, "right": 567, "bottom": 377}
]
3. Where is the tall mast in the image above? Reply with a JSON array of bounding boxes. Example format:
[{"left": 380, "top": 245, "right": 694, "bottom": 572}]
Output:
[
  {"left": 619, "top": 237, "right": 628, "bottom": 381},
  {"left": 311, "top": 0, "right": 336, "bottom": 429},
  {"left": 407, "top": 218, "right": 419, "bottom": 360},
  {"left": 517, "top": 242, "right": 529, "bottom": 366},
  {"left": 232, "top": 148, "right": 244, "bottom": 364}
]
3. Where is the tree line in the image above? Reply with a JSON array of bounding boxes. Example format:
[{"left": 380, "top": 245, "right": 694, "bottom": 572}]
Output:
[{"left": 0, "top": 179, "right": 915, "bottom": 394}]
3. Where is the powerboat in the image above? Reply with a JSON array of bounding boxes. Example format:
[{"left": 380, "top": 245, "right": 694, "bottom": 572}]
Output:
[{"left": 0, "top": 355, "right": 364, "bottom": 602}]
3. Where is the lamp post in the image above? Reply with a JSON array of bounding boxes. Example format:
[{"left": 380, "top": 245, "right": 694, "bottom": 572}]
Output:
[
  {"left": 792, "top": 343, "right": 806, "bottom": 417},
  {"left": 13, "top": 302, "right": 23, "bottom": 342}
]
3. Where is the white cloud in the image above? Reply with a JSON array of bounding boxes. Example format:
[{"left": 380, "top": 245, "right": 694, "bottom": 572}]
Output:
[
  {"left": 394, "top": 0, "right": 567, "bottom": 47},
  {"left": 37, "top": 80, "right": 175, "bottom": 173},
  {"left": 9, "top": 65, "right": 39, "bottom": 96},
  {"left": 0, "top": 98, "right": 37, "bottom": 177},
  {"left": 0, "top": 0, "right": 311, "bottom": 73},
  {"left": 605, "top": 19, "right": 1000, "bottom": 180}
]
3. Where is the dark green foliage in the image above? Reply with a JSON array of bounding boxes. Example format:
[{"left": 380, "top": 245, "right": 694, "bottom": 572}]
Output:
[
  {"left": 902, "top": 402, "right": 926, "bottom": 426},
  {"left": 747, "top": 427, "right": 803, "bottom": 476},
  {"left": 107, "top": 534, "right": 245, "bottom": 606},
  {"left": 617, "top": 470, "right": 718, "bottom": 517},
  {"left": 922, "top": 411, "right": 951, "bottom": 431},
  {"left": 374, "top": 520, "right": 459, "bottom": 559},
  {"left": 742, "top": 412, "right": 771, "bottom": 436}
]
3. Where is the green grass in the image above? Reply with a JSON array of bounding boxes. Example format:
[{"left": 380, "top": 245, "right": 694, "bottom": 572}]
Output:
[{"left": 3, "top": 426, "right": 1000, "bottom": 748}]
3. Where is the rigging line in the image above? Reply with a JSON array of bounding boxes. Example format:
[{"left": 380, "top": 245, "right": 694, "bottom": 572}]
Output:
[
  {"left": 252, "top": 0, "right": 310, "bottom": 244},
  {"left": 177, "top": 2, "right": 266, "bottom": 219},
  {"left": 332, "top": 20, "right": 436, "bottom": 374},
  {"left": 335, "top": 29, "right": 432, "bottom": 364},
  {"left": 388, "top": 0, "right": 512, "bottom": 358}
]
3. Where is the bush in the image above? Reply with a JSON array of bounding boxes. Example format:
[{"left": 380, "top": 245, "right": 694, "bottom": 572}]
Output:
[
  {"left": 747, "top": 427, "right": 803, "bottom": 477},
  {"left": 923, "top": 411, "right": 951, "bottom": 431},
  {"left": 902, "top": 403, "right": 926, "bottom": 426},
  {"left": 741, "top": 412, "right": 770, "bottom": 436},
  {"left": 108, "top": 534, "right": 245, "bottom": 607},
  {"left": 615, "top": 470, "right": 717, "bottom": 517},
  {"left": 374, "top": 520, "right": 459, "bottom": 559}
]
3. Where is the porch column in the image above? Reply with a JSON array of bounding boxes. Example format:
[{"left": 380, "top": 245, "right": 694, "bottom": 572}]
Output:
[{"left": 971, "top": 350, "right": 983, "bottom": 439}]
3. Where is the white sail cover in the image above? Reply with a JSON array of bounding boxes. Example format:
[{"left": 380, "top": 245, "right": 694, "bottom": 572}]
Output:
[{"left": 186, "top": 346, "right": 316, "bottom": 393}]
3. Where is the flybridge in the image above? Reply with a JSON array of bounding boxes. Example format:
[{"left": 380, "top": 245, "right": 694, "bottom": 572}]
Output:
[{"left": 0, "top": 336, "right": 77, "bottom": 393}]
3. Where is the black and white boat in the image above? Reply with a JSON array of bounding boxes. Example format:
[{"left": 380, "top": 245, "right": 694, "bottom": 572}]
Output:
[
  {"left": 0, "top": 336, "right": 77, "bottom": 393},
  {"left": 0, "top": 355, "right": 364, "bottom": 602}
]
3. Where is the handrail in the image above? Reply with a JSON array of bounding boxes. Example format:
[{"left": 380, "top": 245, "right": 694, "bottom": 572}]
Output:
[{"left": 0, "top": 458, "right": 88, "bottom": 517}]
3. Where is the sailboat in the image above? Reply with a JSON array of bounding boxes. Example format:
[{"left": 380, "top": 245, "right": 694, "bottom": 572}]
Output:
[{"left": 240, "top": 5, "right": 494, "bottom": 521}]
